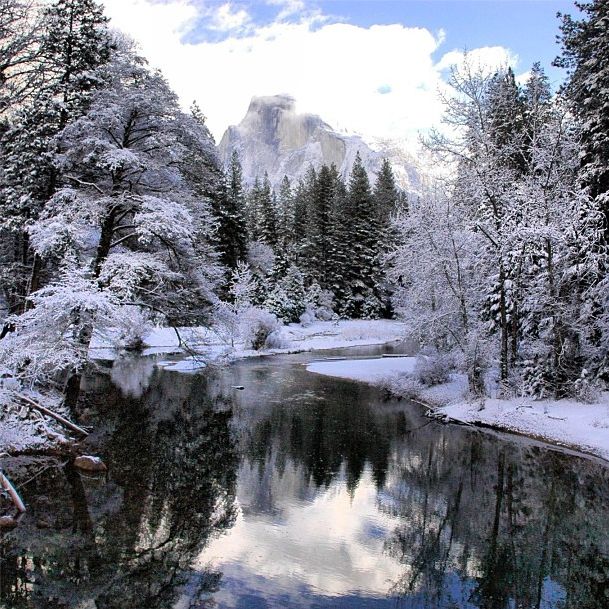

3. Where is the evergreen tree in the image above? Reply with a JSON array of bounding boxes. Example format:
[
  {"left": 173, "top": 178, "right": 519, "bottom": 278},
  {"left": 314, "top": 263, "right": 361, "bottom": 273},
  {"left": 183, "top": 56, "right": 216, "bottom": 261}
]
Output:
[
  {"left": 556, "top": 0, "right": 609, "bottom": 209},
  {"left": 246, "top": 173, "right": 277, "bottom": 248},
  {"left": 277, "top": 175, "right": 295, "bottom": 244},
  {"left": 304, "top": 164, "right": 337, "bottom": 290},
  {"left": 556, "top": 1, "right": 609, "bottom": 377},
  {"left": 292, "top": 167, "right": 316, "bottom": 251},
  {"left": 343, "top": 152, "right": 383, "bottom": 318},
  {"left": 262, "top": 181, "right": 279, "bottom": 248},
  {"left": 40, "top": 0, "right": 113, "bottom": 128},
  {"left": 212, "top": 150, "right": 247, "bottom": 272},
  {"left": 373, "top": 158, "right": 400, "bottom": 224},
  {"left": 265, "top": 264, "right": 307, "bottom": 322}
]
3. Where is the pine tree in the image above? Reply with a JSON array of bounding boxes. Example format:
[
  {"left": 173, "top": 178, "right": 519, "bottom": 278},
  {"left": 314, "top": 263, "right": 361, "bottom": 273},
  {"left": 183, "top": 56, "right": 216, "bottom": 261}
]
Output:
[
  {"left": 226, "top": 152, "right": 248, "bottom": 264},
  {"left": 40, "top": 0, "right": 113, "bottom": 128},
  {"left": 304, "top": 164, "right": 336, "bottom": 290},
  {"left": 265, "top": 264, "right": 307, "bottom": 322},
  {"left": 556, "top": 1, "right": 609, "bottom": 378},
  {"left": 212, "top": 150, "right": 247, "bottom": 272},
  {"left": 259, "top": 173, "right": 278, "bottom": 248},
  {"left": 276, "top": 175, "right": 295, "bottom": 245},
  {"left": 556, "top": 0, "right": 609, "bottom": 209},
  {"left": 343, "top": 152, "right": 383, "bottom": 318},
  {"left": 292, "top": 167, "right": 315, "bottom": 250},
  {"left": 373, "top": 158, "right": 400, "bottom": 224}
]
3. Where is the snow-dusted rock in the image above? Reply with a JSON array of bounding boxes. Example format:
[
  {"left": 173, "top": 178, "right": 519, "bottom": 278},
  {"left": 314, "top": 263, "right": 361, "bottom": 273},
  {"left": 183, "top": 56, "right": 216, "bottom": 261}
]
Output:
[
  {"left": 218, "top": 94, "right": 421, "bottom": 192},
  {"left": 74, "top": 455, "right": 107, "bottom": 473}
]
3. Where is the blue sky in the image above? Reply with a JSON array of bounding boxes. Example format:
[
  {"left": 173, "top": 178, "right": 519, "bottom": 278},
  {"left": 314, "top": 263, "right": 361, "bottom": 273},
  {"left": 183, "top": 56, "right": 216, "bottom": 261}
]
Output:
[{"left": 102, "top": 0, "right": 581, "bottom": 144}]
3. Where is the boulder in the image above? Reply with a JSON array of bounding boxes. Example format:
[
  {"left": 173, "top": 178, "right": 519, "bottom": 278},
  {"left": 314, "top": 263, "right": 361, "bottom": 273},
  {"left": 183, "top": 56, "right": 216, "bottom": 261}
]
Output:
[
  {"left": 0, "top": 516, "right": 17, "bottom": 529},
  {"left": 74, "top": 455, "right": 107, "bottom": 473}
]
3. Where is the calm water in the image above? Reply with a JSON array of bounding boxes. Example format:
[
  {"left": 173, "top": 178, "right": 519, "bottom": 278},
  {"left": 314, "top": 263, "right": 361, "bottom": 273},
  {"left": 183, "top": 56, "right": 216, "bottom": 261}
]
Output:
[{"left": 2, "top": 346, "right": 609, "bottom": 609}]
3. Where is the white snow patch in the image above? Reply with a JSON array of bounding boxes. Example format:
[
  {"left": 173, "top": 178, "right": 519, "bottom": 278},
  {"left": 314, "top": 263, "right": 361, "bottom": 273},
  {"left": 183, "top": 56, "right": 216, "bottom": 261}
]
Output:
[
  {"left": 306, "top": 357, "right": 417, "bottom": 383},
  {"left": 439, "top": 396, "right": 609, "bottom": 462},
  {"left": 90, "top": 320, "right": 407, "bottom": 364}
]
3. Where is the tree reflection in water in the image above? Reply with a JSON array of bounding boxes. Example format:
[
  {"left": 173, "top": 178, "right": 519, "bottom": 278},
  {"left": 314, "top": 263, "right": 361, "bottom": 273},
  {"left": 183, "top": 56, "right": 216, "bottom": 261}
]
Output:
[
  {"left": 2, "top": 351, "right": 609, "bottom": 609},
  {"left": 0, "top": 368, "right": 237, "bottom": 609},
  {"left": 225, "top": 359, "right": 609, "bottom": 609}
]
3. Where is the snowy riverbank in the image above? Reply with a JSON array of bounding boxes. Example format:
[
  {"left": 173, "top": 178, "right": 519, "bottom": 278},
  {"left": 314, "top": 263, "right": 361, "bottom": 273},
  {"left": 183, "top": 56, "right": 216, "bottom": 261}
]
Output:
[
  {"left": 89, "top": 319, "right": 408, "bottom": 364},
  {"left": 2, "top": 321, "right": 407, "bottom": 453},
  {"left": 306, "top": 357, "right": 609, "bottom": 463}
]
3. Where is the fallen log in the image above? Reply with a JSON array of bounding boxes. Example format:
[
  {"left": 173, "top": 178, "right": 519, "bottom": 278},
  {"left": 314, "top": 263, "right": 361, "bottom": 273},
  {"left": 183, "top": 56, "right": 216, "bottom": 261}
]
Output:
[
  {"left": 10, "top": 392, "right": 88, "bottom": 437},
  {"left": 0, "top": 471, "right": 26, "bottom": 513}
]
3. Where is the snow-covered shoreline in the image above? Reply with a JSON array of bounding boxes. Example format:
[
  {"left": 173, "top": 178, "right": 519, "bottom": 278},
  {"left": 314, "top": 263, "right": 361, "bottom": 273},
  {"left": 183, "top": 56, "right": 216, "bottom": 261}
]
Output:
[
  {"left": 89, "top": 320, "right": 408, "bottom": 365},
  {"left": 306, "top": 357, "right": 609, "bottom": 464}
]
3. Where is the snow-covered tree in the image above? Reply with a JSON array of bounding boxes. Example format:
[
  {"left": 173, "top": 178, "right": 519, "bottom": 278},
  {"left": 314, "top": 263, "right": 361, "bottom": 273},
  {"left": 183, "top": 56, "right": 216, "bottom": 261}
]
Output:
[
  {"left": 265, "top": 264, "right": 307, "bottom": 323},
  {"left": 220, "top": 150, "right": 248, "bottom": 270},
  {"left": 0, "top": 41, "right": 221, "bottom": 408},
  {"left": 0, "top": 0, "right": 113, "bottom": 321},
  {"left": 556, "top": 0, "right": 609, "bottom": 380}
]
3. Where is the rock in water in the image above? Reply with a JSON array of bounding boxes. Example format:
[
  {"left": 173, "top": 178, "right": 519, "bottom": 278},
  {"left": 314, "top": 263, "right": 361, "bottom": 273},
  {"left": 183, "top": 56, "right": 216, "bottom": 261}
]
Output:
[
  {"left": 74, "top": 455, "right": 107, "bottom": 473},
  {"left": 0, "top": 516, "right": 17, "bottom": 529}
]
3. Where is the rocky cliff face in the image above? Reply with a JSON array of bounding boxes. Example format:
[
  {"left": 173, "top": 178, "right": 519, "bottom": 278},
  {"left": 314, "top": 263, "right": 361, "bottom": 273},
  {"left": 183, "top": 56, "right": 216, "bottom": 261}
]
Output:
[{"left": 218, "top": 94, "right": 421, "bottom": 192}]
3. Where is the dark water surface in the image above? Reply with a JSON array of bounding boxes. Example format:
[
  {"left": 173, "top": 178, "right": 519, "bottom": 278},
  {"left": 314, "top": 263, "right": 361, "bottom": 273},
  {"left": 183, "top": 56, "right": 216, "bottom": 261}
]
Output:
[{"left": 2, "top": 345, "right": 609, "bottom": 608}]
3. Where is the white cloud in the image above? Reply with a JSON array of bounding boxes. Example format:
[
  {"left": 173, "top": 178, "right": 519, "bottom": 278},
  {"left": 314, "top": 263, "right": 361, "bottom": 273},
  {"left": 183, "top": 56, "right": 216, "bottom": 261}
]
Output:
[
  {"left": 267, "top": 0, "right": 307, "bottom": 20},
  {"left": 436, "top": 46, "right": 519, "bottom": 74},
  {"left": 207, "top": 3, "right": 251, "bottom": 32},
  {"left": 101, "top": 0, "right": 518, "bottom": 146}
]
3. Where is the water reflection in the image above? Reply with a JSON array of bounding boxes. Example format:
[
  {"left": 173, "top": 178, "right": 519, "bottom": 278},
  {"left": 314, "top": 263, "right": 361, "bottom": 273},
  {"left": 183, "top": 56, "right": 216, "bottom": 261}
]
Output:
[
  {"left": 1, "top": 349, "right": 609, "bottom": 609},
  {"left": 0, "top": 370, "right": 237, "bottom": 609},
  {"left": 200, "top": 355, "right": 609, "bottom": 608}
]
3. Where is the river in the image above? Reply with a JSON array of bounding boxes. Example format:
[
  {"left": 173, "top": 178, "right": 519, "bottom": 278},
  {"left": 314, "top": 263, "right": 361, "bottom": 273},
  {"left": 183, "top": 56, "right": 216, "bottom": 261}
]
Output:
[{"left": 1, "top": 345, "right": 609, "bottom": 608}]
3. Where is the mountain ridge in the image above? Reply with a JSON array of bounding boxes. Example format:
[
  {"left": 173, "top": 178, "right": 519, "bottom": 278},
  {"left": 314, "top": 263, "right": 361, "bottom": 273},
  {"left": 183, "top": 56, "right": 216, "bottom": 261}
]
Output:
[{"left": 218, "top": 94, "right": 422, "bottom": 193}]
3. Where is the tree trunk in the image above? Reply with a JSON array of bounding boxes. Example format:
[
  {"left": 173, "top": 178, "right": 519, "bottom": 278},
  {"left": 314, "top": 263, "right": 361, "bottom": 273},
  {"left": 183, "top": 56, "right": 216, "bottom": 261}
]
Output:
[
  {"left": 24, "top": 253, "right": 42, "bottom": 312},
  {"left": 499, "top": 265, "right": 509, "bottom": 383}
]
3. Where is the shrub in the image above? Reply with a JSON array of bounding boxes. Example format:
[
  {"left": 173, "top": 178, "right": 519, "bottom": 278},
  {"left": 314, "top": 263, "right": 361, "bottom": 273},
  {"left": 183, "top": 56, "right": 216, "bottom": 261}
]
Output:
[
  {"left": 414, "top": 352, "right": 453, "bottom": 387},
  {"left": 241, "top": 307, "right": 282, "bottom": 350},
  {"left": 378, "top": 373, "right": 423, "bottom": 400}
]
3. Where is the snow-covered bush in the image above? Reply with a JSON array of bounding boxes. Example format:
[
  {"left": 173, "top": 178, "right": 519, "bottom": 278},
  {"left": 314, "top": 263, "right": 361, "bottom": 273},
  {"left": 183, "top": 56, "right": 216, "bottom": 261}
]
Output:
[
  {"left": 240, "top": 307, "right": 282, "bottom": 350},
  {"left": 315, "top": 290, "right": 335, "bottom": 321},
  {"left": 211, "top": 301, "right": 240, "bottom": 348},
  {"left": 264, "top": 328, "right": 287, "bottom": 350},
  {"left": 247, "top": 241, "right": 275, "bottom": 277},
  {"left": 304, "top": 283, "right": 334, "bottom": 322},
  {"left": 414, "top": 351, "right": 454, "bottom": 387},
  {"left": 571, "top": 370, "right": 601, "bottom": 404},
  {"left": 229, "top": 261, "right": 257, "bottom": 311},
  {"left": 377, "top": 373, "right": 423, "bottom": 400},
  {"left": 299, "top": 306, "right": 316, "bottom": 327},
  {"left": 265, "top": 265, "right": 307, "bottom": 323}
]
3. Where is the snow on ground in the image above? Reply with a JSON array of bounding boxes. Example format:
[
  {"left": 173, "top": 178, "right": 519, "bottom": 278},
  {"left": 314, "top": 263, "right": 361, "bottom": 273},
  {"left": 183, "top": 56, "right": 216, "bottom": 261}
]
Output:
[
  {"left": 305, "top": 356, "right": 609, "bottom": 463},
  {"left": 0, "top": 391, "right": 71, "bottom": 454},
  {"left": 439, "top": 396, "right": 609, "bottom": 461},
  {"left": 89, "top": 320, "right": 407, "bottom": 363},
  {"left": 307, "top": 357, "right": 417, "bottom": 382}
]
